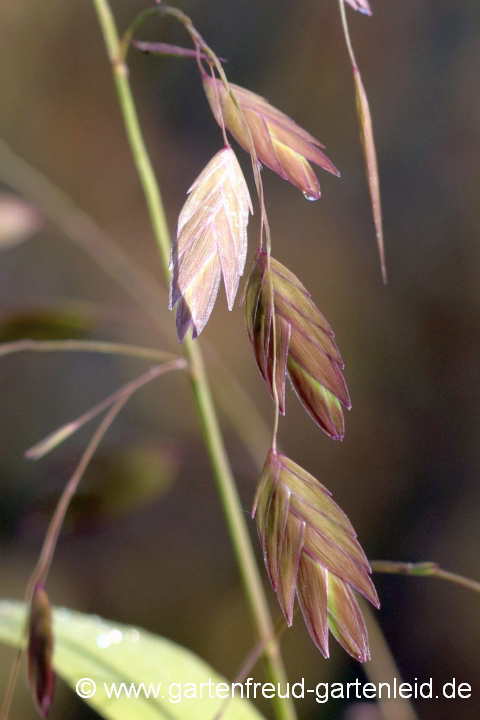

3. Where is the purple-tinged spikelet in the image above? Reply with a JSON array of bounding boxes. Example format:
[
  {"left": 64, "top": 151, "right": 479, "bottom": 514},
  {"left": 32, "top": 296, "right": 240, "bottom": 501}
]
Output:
[
  {"left": 253, "top": 450, "right": 379, "bottom": 660},
  {"left": 27, "top": 584, "right": 55, "bottom": 717},
  {"left": 203, "top": 76, "right": 339, "bottom": 200},
  {"left": 244, "top": 250, "right": 350, "bottom": 440},
  {"left": 169, "top": 147, "right": 252, "bottom": 341}
]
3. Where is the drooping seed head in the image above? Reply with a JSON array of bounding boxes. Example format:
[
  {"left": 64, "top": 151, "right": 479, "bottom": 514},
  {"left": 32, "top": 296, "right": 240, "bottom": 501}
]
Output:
[
  {"left": 203, "top": 76, "right": 339, "bottom": 200},
  {"left": 244, "top": 250, "right": 350, "bottom": 440},
  {"left": 253, "top": 450, "right": 379, "bottom": 660}
]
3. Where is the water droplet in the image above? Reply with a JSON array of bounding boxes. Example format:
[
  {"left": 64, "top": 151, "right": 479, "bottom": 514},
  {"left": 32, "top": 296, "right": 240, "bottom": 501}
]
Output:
[
  {"left": 303, "top": 192, "right": 319, "bottom": 202},
  {"left": 108, "top": 629, "right": 123, "bottom": 644},
  {"left": 126, "top": 629, "right": 140, "bottom": 643},
  {"left": 97, "top": 634, "right": 111, "bottom": 649}
]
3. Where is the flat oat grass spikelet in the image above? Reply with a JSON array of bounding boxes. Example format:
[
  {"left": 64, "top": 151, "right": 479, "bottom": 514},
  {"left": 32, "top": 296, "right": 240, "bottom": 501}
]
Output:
[
  {"left": 203, "top": 75, "right": 339, "bottom": 200},
  {"left": 253, "top": 449, "right": 379, "bottom": 660},
  {"left": 244, "top": 250, "right": 350, "bottom": 440},
  {"left": 169, "top": 147, "right": 252, "bottom": 341}
]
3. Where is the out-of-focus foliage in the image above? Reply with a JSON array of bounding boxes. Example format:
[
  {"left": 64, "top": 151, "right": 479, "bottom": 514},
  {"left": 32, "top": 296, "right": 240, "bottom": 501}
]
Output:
[
  {"left": 0, "top": 602, "right": 266, "bottom": 720},
  {"left": 0, "top": 194, "right": 42, "bottom": 249}
]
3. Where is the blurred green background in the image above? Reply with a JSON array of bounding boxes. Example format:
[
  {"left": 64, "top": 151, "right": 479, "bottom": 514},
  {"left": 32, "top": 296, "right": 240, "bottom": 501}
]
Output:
[{"left": 1, "top": 1, "right": 480, "bottom": 719}]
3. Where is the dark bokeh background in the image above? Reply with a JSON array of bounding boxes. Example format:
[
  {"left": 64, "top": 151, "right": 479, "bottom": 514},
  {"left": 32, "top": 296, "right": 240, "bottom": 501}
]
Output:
[{"left": 1, "top": 1, "right": 480, "bottom": 718}]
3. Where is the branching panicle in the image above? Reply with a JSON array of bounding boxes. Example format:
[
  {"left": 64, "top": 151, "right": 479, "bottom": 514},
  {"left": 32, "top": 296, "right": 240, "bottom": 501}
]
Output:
[{"left": 0, "top": 6, "right": 399, "bottom": 717}]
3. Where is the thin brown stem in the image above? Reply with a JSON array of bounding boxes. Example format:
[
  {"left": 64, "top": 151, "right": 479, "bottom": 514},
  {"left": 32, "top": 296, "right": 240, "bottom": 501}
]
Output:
[
  {"left": 338, "top": 0, "right": 386, "bottom": 283},
  {"left": 210, "top": 63, "right": 229, "bottom": 147},
  {"left": 28, "top": 361, "right": 183, "bottom": 589},
  {"left": 25, "top": 358, "right": 187, "bottom": 461},
  {"left": 0, "top": 650, "right": 22, "bottom": 720},
  {"left": 338, "top": 0, "right": 358, "bottom": 71},
  {"left": 0, "top": 338, "right": 179, "bottom": 363},
  {"left": 372, "top": 560, "right": 480, "bottom": 594}
]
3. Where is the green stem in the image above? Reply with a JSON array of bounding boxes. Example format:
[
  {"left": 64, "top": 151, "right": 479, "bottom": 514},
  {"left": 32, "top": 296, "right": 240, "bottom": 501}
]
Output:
[{"left": 91, "top": 3, "right": 295, "bottom": 720}]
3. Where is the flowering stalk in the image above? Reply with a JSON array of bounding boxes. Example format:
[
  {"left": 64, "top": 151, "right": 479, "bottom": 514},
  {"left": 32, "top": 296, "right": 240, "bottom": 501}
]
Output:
[
  {"left": 121, "top": 2, "right": 380, "bottom": 662},
  {"left": 121, "top": 5, "right": 283, "bottom": 453},
  {"left": 2, "top": 124, "right": 473, "bottom": 719},
  {"left": 91, "top": 3, "right": 296, "bottom": 720},
  {"left": 119, "top": 4, "right": 273, "bottom": 254}
]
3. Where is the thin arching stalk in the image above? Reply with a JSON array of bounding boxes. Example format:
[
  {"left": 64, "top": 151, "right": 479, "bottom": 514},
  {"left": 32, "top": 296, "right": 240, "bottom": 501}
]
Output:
[
  {"left": 29, "top": 362, "right": 184, "bottom": 589},
  {"left": 0, "top": 138, "right": 271, "bottom": 467},
  {"left": 91, "top": 3, "right": 296, "bottom": 720},
  {"left": 0, "top": 339, "right": 179, "bottom": 363},
  {"left": 24, "top": 358, "right": 187, "bottom": 461},
  {"left": 371, "top": 561, "right": 480, "bottom": 594},
  {"left": 0, "top": 361, "right": 183, "bottom": 720}
]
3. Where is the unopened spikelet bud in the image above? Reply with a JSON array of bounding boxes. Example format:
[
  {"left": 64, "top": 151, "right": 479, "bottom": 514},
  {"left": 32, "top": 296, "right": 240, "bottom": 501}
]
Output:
[
  {"left": 253, "top": 449, "right": 379, "bottom": 661},
  {"left": 244, "top": 250, "right": 350, "bottom": 440},
  {"left": 27, "top": 583, "right": 55, "bottom": 717},
  {"left": 169, "top": 147, "right": 252, "bottom": 341},
  {"left": 203, "top": 76, "right": 339, "bottom": 200}
]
